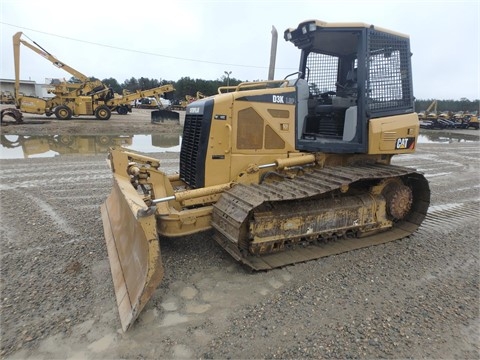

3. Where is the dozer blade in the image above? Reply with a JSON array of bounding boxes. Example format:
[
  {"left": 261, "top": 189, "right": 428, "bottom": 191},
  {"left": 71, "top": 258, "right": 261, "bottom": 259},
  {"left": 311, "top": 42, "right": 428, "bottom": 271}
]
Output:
[
  {"left": 151, "top": 109, "right": 180, "bottom": 123},
  {"left": 100, "top": 174, "right": 163, "bottom": 331}
]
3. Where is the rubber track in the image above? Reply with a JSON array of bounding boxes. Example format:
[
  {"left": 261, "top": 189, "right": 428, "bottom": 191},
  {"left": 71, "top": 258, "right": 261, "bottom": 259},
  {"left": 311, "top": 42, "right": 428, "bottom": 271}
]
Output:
[{"left": 211, "top": 163, "right": 430, "bottom": 270}]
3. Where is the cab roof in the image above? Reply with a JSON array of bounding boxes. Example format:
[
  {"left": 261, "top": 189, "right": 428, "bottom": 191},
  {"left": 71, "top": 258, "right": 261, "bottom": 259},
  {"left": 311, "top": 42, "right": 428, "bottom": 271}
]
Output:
[{"left": 285, "top": 19, "right": 409, "bottom": 39}]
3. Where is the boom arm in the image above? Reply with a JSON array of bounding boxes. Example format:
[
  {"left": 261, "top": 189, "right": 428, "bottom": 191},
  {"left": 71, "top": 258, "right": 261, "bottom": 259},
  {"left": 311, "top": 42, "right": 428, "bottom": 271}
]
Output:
[
  {"left": 13, "top": 32, "right": 90, "bottom": 99},
  {"left": 425, "top": 100, "right": 437, "bottom": 113},
  {"left": 107, "top": 85, "right": 175, "bottom": 107}
]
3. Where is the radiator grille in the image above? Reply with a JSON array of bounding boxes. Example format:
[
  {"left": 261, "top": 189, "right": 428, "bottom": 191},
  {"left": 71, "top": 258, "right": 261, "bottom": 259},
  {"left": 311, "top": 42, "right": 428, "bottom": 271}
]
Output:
[{"left": 180, "top": 114, "right": 203, "bottom": 188}]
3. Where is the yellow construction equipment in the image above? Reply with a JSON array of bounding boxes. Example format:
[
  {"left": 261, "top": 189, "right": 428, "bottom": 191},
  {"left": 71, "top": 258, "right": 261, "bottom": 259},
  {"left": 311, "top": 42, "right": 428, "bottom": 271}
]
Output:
[
  {"left": 0, "top": 91, "right": 15, "bottom": 104},
  {"left": 461, "top": 113, "right": 479, "bottom": 129},
  {"left": 2, "top": 32, "right": 178, "bottom": 123},
  {"left": 418, "top": 100, "right": 438, "bottom": 120},
  {"left": 172, "top": 92, "right": 207, "bottom": 111},
  {"left": 101, "top": 19, "right": 430, "bottom": 331}
]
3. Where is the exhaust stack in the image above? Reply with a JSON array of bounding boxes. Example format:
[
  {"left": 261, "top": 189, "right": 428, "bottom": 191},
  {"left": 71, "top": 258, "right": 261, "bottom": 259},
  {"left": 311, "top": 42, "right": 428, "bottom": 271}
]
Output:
[{"left": 268, "top": 26, "right": 278, "bottom": 80}]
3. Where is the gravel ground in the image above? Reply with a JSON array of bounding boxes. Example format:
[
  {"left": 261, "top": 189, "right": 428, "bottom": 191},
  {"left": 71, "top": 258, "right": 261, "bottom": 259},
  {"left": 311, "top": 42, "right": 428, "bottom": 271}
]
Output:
[{"left": 0, "top": 111, "right": 479, "bottom": 359}]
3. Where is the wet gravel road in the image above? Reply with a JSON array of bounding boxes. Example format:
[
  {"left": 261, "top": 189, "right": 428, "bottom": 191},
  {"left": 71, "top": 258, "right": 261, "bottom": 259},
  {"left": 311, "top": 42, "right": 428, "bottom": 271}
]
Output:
[{"left": 0, "top": 126, "right": 479, "bottom": 359}]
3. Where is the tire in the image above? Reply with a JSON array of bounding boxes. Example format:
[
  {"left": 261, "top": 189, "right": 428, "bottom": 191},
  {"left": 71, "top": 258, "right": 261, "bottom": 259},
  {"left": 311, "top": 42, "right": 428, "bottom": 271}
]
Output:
[
  {"left": 98, "top": 136, "right": 112, "bottom": 145},
  {"left": 0, "top": 134, "right": 22, "bottom": 148},
  {"left": 58, "top": 135, "right": 74, "bottom": 145},
  {"left": 117, "top": 105, "right": 128, "bottom": 115},
  {"left": 54, "top": 105, "right": 73, "bottom": 120},
  {"left": 95, "top": 105, "right": 111, "bottom": 120}
]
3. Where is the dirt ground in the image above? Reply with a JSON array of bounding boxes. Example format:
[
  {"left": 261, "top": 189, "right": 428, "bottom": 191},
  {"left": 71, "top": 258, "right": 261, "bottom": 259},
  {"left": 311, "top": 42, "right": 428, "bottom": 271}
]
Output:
[{"left": 0, "top": 109, "right": 479, "bottom": 359}]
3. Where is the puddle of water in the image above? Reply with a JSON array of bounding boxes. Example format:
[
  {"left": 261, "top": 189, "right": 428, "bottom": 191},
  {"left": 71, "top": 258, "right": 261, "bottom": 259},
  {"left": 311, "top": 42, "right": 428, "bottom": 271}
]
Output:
[
  {"left": 418, "top": 134, "right": 478, "bottom": 143},
  {"left": 2, "top": 132, "right": 475, "bottom": 159},
  {"left": 0, "top": 134, "right": 182, "bottom": 159}
]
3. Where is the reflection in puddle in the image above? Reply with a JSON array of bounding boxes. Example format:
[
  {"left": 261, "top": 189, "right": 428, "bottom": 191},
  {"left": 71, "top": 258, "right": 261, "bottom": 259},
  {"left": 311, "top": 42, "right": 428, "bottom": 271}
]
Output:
[
  {"left": 0, "top": 134, "right": 182, "bottom": 159},
  {"left": 124, "top": 134, "right": 181, "bottom": 153}
]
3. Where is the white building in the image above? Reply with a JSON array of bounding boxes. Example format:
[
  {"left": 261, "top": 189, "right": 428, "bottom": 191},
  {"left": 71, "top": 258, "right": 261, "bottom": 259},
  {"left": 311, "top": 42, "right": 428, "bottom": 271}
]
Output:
[{"left": 0, "top": 78, "right": 54, "bottom": 98}]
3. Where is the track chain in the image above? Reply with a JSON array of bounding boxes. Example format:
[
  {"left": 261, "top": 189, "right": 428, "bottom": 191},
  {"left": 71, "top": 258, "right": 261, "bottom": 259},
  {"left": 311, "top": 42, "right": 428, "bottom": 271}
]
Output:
[{"left": 211, "top": 163, "right": 430, "bottom": 270}]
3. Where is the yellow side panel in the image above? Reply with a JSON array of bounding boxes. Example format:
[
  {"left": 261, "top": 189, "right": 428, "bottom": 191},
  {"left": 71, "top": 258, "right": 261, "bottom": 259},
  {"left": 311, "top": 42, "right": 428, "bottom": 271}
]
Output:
[
  {"left": 368, "top": 113, "right": 419, "bottom": 154},
  {"left": 19, "top": 96, "right": 46, "bottom": 114},
  {"left": 75, "top": 96, "right": 92, "bottom": 115},
  {"left": 203, "top": 97, "right": 233, "bottom": 187},
  {"left": 237, "top": 107, "right": 264, "bottom": 149},
  {"left": 265, "top": 125, "right": 286, "bottom": 149},
  {"left": 203, "top": 89, "right": 297, "bottom": 187}
]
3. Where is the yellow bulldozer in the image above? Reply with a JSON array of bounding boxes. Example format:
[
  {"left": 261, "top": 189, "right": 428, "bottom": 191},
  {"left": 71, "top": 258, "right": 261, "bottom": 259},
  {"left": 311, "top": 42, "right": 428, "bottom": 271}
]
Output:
[
  {"left": 1, "top": 32, "right": 178, "bottom": 123},
  {"left": 101, "top": 19, "right": 431, "bottom": 331},
  {"left": 172, "top": 92, "right": 207, "bottom": 111},
  {"left": 417, "top": 100, "right": 438, "bottom": 121}
]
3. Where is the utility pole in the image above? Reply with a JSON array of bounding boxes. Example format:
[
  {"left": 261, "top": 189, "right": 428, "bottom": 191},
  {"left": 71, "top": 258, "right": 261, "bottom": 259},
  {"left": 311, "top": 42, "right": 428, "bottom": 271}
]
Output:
[{"left": 224, "top": 71, "right": 232, "bottom": 87}]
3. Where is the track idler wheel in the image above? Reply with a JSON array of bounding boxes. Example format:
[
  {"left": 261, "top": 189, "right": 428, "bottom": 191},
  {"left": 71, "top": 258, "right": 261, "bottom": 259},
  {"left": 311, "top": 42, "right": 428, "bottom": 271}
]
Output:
[{"left": 382, "top": 179, "right": 413, "bottom": 220}]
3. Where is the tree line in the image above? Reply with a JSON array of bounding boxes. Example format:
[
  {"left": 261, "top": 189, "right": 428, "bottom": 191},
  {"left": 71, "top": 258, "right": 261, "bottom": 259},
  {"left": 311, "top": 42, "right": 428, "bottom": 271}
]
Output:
[
  {"left": 414, "top": 98, "right": 479, "bottom": 114},
  {"left": 97, "top": 76, "right": 479, "bottom": 112}
]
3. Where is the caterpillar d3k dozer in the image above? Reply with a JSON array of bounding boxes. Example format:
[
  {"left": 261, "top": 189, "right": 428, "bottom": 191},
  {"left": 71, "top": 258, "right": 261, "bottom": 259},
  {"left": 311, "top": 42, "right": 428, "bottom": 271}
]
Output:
[{"left": 101, "top": 19, "right": 430, "bottom": 331}]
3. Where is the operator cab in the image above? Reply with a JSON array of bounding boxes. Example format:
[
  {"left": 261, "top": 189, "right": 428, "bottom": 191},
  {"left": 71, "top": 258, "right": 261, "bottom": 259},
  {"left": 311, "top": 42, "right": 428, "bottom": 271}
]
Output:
[{"left": 285, "top": 20, "right": 415, "bottom": 153}]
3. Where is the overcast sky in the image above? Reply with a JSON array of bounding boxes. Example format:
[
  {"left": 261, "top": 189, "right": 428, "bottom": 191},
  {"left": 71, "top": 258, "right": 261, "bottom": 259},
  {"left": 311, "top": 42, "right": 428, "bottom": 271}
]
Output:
[{"left": 1, "top": 0, "right": 478, "bottom": 100}]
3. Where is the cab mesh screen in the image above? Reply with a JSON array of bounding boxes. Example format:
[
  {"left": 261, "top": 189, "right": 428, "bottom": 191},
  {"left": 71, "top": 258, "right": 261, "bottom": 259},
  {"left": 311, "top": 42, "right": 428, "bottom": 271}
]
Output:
[
  {"left": 367, "top": 30, "right": 413, "bottom": 113},
  {"left": 305, "top": 53, "right": 338, "bottom": 96}
]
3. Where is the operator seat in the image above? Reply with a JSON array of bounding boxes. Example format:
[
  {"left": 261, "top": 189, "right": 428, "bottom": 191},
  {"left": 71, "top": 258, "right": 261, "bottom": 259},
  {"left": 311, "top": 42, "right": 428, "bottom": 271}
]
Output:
[
  {"left": 345, "top": 68, "right": 357, "bottom": 89},
  {"left": 340, "top": 69, "right": 359, "bottom": 141},
  {"left": 337, "top": 68, "right": 358, "bottom": 98}
]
